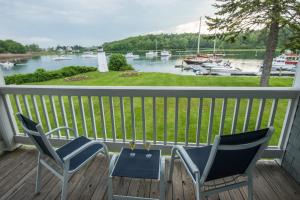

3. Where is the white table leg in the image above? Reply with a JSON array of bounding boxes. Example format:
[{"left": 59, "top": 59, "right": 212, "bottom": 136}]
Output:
[{"left": 160, "top": 157, "right": 165, "bottom": 200}]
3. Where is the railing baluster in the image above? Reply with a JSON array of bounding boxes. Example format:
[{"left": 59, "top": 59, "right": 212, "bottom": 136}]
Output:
[
  {"left": 219, "top": 98, "right": 227, "bottom": 135},
  {"left": 256, "top": 98, "right": 266, "bottom": 130},
  {"left": 243, "top": 98, "right": 253, "bottom": 132},
  {"left": 119, "top": 97, "right": 126, "bottom": 142},
  {"left": 185, "top": 97, "right": 191, "bottom": 146},
  {"left": 109, "top": 96, "right": 116, "bottom": 142},
  {"left": 174, "top": 97, "right": 179, "bottom": 145},
  {"left": 88, "top": 96, "right": 97, "bottom": 139},
  {"left": 130, "top": 96, "right": 136, "bottom": 141},
  {"left": 68, "top": 96, "right": 78, "bottom": 137},
  {"left": 153, "top": 97, "right": 157, "bottom": 144},
  {"left": 22, "top": 95, "right": 32, "bottom": 119},
  {"left": 196, "top": 98, "right": 203, "bottom": 146},
  {"left": 98, "top": 96, "right": 107, "bottom": 141},
  {"left": 231, "top": 98, "right": 240, "bottom": 134},
  {"left": 31, "top": 95, "right": 41, "bottom": 123},
  {"left": 40, "top": 95, "right": 51, "bottom": 132},
  {"left": 163, "top": 97, "right": 167, "bottom": 145},
  {"left": 141, "top": 97, "right": 146, "bottom": 143},
  {"left": 2, "top": 94, "right": 19, "bottom": 134},
  {"left": 207, "top": 98, "right": 215, "bottom": 145},
  {"left": 59, "top": 96, "right": 70, "bottom": 138},
  {"left": 13, "top": 94, "right": 22, "bottom": 114},
  {"left": 78, "top": 96, "right": 87, "bottom": 137},
  {"left": 268, "top": 98, "right": 278, "bottom": 127},
  {"left": 49, "top": 95, "right": 60, "bottom": 138},
  {"left": 279, "top": 98, "right": 298, "bottom": 149}
]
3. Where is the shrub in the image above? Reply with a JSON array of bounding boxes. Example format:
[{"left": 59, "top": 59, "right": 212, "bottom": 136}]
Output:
[
  {"left": 108, "top": 54, "right": 134, "bottom": 71},
  {"left": 4, "top": 66, "right": 97, "bottom": 84}
]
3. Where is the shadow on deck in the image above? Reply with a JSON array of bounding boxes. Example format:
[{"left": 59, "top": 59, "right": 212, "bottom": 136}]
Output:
[{"left": 0, "top": 147, "right": 299, "bottom": 200}]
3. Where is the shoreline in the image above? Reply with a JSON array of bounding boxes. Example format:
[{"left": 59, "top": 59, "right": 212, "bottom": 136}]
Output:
[{"left": 0, "top": 53, "right": 35, "bottom": 62}]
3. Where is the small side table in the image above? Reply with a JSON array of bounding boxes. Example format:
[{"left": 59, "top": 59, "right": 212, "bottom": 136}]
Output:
[{"left": 108, "top": 148, "right": 165, "bottom": 200}]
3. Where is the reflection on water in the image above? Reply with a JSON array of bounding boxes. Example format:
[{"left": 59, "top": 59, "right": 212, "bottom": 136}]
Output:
[{"left": 2, "top": 54, "right": 262, "bottom": 76}]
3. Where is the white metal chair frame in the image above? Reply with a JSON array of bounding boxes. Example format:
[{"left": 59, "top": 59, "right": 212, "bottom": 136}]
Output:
[
  {"left": 17, "top": 114, "right": 109, "bottom": 200},
  {"left": 168, "top": 127, "right": 274, "bottom": 200},
  {"left": 108, "top": 148, "right": 166, "bottom": 200}
]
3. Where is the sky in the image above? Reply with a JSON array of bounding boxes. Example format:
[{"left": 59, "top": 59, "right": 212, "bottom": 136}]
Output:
[{"left": 0, "top": 0, "right": 215, "bottom": 47}]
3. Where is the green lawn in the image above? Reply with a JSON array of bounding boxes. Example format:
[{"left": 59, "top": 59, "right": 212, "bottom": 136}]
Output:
[
  {"left": 31, "top": 71, "right": 293, "bottom": 87},
  {"left": 13, "top": 71, "right": 294, "bottom": 146}
]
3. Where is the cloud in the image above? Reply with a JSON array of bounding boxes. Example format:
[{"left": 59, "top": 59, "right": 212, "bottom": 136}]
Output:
[{"left": 0, "top": 0, "right": 215, "bottom": 47}]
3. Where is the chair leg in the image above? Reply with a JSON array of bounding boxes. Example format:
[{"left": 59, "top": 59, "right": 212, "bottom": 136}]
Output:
[
  {"left": 195, "top": 178, "right": 202, "bottom": 200},
  {"left": 168, "top": 148, "right": 176, "bottom": 181},
  {"left": 61, "top": 171, "right": 69, "bottom": 200},
  {"left": 35, "top": 157, "right": 42, "bottom": 194},
  {"left": 248, "top": 174, "right": 253, "bottom": 200}
]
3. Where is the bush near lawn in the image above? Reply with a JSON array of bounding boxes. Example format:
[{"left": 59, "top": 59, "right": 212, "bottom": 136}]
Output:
[
  {"left": 4, "top": 66, "right": 97, "bottom": 84},
  {"left": 108, "top": 53, "right": 133, "bottom": 71}
]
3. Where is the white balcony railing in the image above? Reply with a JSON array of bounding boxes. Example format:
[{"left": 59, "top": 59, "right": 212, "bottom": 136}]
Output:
[{"left": 0, "top": 85, "right": 299, "bottom": 158}]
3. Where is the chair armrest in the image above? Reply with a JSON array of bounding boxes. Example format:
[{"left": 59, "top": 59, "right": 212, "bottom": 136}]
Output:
[
  {"left": 174, "top": 145, "right": 199, "bottom": 175},
  {"left": 62, "top": 140, "right": 102, "bottom": 162},
  {"left": 45, "top": 127, "right": 75, "bottom": 137}
]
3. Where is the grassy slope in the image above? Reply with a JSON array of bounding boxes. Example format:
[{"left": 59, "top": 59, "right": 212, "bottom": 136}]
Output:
[{"left": 17, "top": 71, "right": 293, "bottom": 146}]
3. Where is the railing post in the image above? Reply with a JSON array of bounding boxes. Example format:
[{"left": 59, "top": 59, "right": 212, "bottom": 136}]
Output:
[
  {"left": 0, "top": 69, "right": 19, "bottom": 152},
  {"left": 281, "top": 53, "right": 300, "bottom": 183}
]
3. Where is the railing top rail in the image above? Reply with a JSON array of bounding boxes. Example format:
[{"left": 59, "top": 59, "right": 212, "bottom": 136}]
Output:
[{"left": 0, "top": 85, "right": 299, "bottom": 98}]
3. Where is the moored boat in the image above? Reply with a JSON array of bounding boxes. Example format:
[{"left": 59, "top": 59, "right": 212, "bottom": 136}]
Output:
[
  {"left": 0, "top": 61, "right": 14, "bottom": 70},
  {"left": 125, "top": 52, "right": 139, "bottom": 59},
  {"left": 52, "top": 56, "right": 72, "bottom": 61},
  {"left": 160, "top": 50, "right": 171, "bottom": 57}
]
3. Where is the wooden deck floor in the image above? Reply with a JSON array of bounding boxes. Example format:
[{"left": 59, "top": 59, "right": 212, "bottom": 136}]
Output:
[{"left": 0, "top": 147, "right": 299, "bottom": 200}]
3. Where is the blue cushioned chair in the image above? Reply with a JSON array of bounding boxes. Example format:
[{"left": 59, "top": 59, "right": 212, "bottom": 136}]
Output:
[
  {"left": 16, "top": 113, "right": 109, "bottom": 200},
  {"left": 169, "top": 127, "right": 274, "bottom": 200}
]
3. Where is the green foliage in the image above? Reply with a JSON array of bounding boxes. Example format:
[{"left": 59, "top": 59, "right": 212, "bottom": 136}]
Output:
[
  {"left": 108, "top": 54, "right": 133, "bottom": 71},
  {"left": 102, "top": 30, "right": 295, "bottom": 52},
  {"left": 25, "top": 44, "right": 41, "bottom": 52},
  {"left": 206, "top": 0, "right": 300, "bottom": 43},
  {"left": 0, "top": 40, "right": 27, "bottom": 54},
  {"left": 4, "top": 66, "right": 97, "bottom": 84}
]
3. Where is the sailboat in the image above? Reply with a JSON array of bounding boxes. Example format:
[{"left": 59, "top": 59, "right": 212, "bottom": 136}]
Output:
[
  {"left": 146, "top": 40, "right": 158, "bottom": 58},
  {"left": 183, "top": 17, "right": 210, "bottom": 65}
]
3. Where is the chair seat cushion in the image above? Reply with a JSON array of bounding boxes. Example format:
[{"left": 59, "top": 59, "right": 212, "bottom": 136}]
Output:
[
  {"left": 56, "top": 136, "right": 103, "bottom": 171},
  {"left": 182, "top": 145, "right": 212, "bottom": 180}
]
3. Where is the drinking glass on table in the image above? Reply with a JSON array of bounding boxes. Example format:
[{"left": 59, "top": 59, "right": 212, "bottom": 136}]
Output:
[
  {"left": 144, "top": 142, "right": 152, "bottom": 159},
  {"left": 129, "top": 141, "right": 136, "bottom": 157}
]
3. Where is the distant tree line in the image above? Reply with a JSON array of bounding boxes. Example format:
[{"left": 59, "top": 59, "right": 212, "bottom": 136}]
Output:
[
  {"left": 102, "top": 28, "right": 294, "bottom": 52},
  {"left": 0, "top": 39, "right": 41, "bottom": 54}
]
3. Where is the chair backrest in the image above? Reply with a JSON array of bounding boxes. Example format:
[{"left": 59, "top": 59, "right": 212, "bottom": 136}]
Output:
[
  {"left": 16, "top": 113, "right": 62, "bottom": 164},
  {"left": 201, "top": 127, "right": 274, "bottom": 183}
]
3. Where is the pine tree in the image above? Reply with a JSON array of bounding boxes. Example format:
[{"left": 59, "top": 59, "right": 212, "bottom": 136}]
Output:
[{"left": 206, "top": 0, "right": 300, "bottom": 86}]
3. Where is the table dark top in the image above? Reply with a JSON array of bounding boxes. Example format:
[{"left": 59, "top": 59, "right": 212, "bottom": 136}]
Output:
[{"left": 111, "top": 148, "right": 161, "bottom": 179}]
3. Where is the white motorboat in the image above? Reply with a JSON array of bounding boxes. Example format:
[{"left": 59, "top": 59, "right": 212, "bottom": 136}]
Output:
[
  {"left": 202, "top": 60, "right": 231, "bottom": 68},
  {"left": 81, "top": 53, "right": 97, "bottom": 58},
  {"left": 270, "top": 53, "right": 298, "bottom": 71},
  {"left": 0, "top": 61, "right": 14, "bottom": 70},
  {"left": 52, "top": 56, "right": 72, "bottom": 61},
  {"left": 161, "top": 50, "right": 171, "bottom": 57},
  {"left": 125, "top": 52, "right": 139, "bottom": 59},
  {"left": 145, "top": 51, "right": 158, "bottom": 58}
]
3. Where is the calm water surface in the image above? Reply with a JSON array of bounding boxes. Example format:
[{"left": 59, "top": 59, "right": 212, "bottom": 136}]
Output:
[{"left": 2, "top": 54, "right": 262, "bottom": 76}]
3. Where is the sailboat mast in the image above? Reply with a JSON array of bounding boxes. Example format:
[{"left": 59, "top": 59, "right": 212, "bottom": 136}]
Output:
[
  {"left": 197, "top": 17, "right": 202, "bottom": 54},
  {"left": 213, "top": 29, "right": 217, "bottom": 55},
  {"left": 155, "top": 39, "right": 157, "bottom": 52}
]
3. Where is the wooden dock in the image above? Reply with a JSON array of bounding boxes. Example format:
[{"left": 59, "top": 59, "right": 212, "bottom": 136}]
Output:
[{"left": 1, "top": 146, "right": 300, "bottom": 200}]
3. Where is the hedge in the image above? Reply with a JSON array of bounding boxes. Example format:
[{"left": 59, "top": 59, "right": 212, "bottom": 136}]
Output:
[{"left": 4, "top": 66, "right": 97, "bottom": 84}]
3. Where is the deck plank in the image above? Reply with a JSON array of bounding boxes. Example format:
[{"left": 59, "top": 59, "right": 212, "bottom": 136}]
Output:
[
  {"left": 256, "top": 160, "right": 300, "bottom": 200},
  {"left": 1, "top": 147, "right": 300, "bottom": 200}
]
